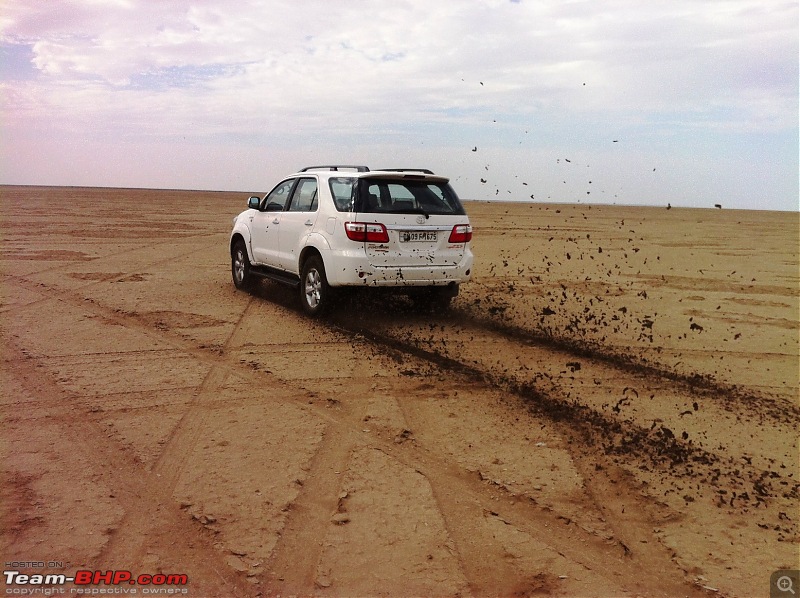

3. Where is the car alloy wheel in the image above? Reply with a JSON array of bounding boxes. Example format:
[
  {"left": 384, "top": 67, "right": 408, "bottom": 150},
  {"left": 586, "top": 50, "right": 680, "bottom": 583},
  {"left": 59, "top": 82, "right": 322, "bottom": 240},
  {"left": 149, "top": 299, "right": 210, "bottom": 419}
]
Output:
[{"left": 304, "top": 267, "right": 322, "bottom": 309}]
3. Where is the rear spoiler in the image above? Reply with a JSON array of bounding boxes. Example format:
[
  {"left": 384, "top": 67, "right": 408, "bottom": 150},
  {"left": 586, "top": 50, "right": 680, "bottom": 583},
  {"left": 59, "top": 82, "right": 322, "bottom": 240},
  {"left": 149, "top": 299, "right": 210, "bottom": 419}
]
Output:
[{"left": 376, "top": 168, "right": 435, "bottom": 174}]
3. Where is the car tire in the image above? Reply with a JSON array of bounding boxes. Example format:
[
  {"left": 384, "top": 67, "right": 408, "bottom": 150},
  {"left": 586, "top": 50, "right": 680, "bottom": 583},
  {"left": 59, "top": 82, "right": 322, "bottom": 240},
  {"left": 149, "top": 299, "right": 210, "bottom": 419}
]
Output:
[
  {"left": 231, "top": 240, "right": 253, "bottom": 290},
  {"left": 431, "top": 291, "right": 453, "bottom": 311},
  {"left": 300, "top": 255, "right": 332, "bottom": 316},
  {"left": 414, "top": 287, "right": 454, "bottom": 312}
]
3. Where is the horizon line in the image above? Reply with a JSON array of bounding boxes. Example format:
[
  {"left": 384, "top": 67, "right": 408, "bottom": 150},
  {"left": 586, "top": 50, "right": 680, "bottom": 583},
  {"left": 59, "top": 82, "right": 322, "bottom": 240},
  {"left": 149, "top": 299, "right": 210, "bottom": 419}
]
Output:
[{"left": 1, "top": 183, "right": 796, "bottom": 213}]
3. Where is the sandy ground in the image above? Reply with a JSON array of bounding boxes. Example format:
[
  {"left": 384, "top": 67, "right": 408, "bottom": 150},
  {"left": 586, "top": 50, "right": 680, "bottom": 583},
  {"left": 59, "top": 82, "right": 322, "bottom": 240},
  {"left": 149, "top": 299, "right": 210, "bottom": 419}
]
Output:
[{"left": 1, "top": 185, "right": 798, "bottom": 598}]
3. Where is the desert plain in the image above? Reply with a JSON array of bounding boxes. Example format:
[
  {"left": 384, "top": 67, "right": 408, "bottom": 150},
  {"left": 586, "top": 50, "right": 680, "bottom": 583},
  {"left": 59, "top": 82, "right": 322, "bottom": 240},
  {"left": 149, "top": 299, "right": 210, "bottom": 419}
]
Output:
[{"left": 1, "top": 185, "right": 798, "bottom": 597}]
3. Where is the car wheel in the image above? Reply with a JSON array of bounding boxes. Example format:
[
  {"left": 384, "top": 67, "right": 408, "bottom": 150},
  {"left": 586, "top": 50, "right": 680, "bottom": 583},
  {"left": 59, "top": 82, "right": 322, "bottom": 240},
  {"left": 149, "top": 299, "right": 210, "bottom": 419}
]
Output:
[
  {"left": 431, "top": 291, "right": 453, "bottom": 311},
  {"left": 415, "top": 286, "right": 455, "bottom": 312},
  {"left": 231, "top": 240, "right": 252, "bottom": 290},
  {"left": 300, "top": 255, "right": 332, "bottom": 316}
]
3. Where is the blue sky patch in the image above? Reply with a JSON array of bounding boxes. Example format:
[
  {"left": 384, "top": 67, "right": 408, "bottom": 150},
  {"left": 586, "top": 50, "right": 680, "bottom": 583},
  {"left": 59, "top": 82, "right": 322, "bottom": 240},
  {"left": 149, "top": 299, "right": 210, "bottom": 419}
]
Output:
[
  {"left": 0, "top": 43, "right": 39, "bottom": 81},
  {"left": 127, "top": 63, "right": 241, "bottom": 90}
]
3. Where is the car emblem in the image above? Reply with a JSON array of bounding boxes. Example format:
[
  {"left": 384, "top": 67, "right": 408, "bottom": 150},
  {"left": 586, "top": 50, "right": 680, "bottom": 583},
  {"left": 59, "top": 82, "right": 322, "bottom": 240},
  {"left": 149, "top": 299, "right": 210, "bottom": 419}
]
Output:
[{"left": 416, "top": 215, "right": 425, "bottom": 224}]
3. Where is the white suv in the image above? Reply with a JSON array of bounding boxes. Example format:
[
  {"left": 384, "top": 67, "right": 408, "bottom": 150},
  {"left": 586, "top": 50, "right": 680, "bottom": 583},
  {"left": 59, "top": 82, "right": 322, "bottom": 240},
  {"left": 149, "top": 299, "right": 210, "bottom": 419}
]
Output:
[{"left": 230, "top": 165, "right": 473, "bottom": 316}]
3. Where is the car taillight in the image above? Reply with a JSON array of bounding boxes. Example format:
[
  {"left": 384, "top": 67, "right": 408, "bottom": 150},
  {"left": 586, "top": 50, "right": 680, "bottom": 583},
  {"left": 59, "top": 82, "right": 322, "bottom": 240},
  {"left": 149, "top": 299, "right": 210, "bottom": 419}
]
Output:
[
  {"left": 345, "top": 222, "right": 389, "bottom": 243},
  {"left": 448, "top": 224, "right": 472, "bottom": 243}
]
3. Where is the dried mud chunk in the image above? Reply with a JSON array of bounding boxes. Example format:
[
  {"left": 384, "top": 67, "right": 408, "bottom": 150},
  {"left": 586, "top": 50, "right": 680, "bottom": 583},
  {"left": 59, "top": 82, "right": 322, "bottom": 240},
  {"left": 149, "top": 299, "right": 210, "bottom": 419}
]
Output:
[{"left": 331, "top": 512, "right": 350, "bottom": 525}]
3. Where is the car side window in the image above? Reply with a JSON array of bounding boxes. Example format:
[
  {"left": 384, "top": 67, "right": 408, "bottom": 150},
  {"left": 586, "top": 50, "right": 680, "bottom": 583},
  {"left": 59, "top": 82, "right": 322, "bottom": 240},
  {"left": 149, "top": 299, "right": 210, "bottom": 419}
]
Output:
[
  {"left": 287, "top": 178, "right": 318, "bottom": 212},
  {"left": 329, "top": 177, "right": 356, "bottom": 212},
  {"left": 262, "top": 179, "right": 295, "bottom": 211}
]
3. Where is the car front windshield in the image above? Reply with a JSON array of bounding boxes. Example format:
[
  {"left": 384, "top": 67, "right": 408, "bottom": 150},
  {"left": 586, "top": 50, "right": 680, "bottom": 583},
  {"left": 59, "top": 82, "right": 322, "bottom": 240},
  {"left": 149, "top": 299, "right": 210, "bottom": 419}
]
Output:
[{"left": 356, "top": 179, "right": 465, "bottom": 215}]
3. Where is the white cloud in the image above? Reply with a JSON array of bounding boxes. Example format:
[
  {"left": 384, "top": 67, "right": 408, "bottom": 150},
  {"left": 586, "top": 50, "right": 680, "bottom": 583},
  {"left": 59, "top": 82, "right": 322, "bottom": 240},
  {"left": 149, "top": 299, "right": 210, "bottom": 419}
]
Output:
[{"left": 0, "top": 0, "right": 797, "bottom": 209}]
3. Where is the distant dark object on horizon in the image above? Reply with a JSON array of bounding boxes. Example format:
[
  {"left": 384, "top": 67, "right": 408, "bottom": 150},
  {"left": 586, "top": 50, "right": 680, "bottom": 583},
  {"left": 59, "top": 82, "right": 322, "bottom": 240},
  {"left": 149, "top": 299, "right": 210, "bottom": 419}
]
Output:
[
  {"left": 715, "top": 204, "right": 722, "bottom": 209},
  {"left": 472, "top": 146, "right": 477, "bottom": 152},
  {"left": 666, "top": 203, "right": 672, "bottom": 210}
]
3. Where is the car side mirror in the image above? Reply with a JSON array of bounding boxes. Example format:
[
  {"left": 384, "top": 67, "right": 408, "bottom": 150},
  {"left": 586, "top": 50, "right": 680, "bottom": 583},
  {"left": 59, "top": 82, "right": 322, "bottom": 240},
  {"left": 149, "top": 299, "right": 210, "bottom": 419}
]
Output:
[{"left": 248, "top": 196, "right": 261, "bottom": 210}]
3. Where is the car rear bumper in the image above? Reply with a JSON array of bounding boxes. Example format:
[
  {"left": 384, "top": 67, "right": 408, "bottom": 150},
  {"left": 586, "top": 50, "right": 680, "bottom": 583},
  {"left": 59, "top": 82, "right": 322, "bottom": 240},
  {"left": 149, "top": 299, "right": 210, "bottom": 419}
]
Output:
[{"left": 324, "top": 250, "right": 473, "bottom": 287}]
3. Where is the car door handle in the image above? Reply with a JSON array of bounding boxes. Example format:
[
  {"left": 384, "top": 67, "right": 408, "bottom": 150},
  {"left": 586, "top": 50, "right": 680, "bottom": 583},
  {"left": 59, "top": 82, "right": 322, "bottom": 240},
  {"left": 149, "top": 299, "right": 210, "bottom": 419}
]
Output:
[
  {"left": 272, "top": 218, "right": 280, "bottom": 224},
  {"left": 305, "top": 220, "right": 313, "bottom": 226}
]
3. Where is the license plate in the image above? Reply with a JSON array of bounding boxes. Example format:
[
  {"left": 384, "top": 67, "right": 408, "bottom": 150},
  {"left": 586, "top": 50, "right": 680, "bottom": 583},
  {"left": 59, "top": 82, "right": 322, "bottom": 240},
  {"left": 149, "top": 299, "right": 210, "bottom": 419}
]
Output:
[{"left": 401, "top": 231, "right": 437, "bottom": 242}]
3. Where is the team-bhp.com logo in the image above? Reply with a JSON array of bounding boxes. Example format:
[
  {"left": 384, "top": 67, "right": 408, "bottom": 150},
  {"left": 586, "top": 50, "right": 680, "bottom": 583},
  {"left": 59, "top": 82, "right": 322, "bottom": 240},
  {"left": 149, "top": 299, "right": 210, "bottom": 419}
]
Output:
[{"left": 4, "top": 570, "right": 189, "bottom": 595}]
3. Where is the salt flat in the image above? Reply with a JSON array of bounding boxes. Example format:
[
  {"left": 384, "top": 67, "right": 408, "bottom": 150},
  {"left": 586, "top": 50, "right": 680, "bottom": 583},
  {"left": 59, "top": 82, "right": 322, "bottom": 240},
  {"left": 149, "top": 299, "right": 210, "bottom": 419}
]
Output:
[{"left": 2, "top": 186, "right": 797, "bottom": 597}]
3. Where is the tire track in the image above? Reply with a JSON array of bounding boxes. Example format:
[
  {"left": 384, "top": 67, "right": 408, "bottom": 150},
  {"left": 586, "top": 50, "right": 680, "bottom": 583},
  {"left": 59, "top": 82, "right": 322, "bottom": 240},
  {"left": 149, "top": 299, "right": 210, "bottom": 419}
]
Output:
[
  {"left": 330, "top": 310, "right": 798, "bottom": 510},
  {"left": 2, "top": 230, "right": 226, "bottom": 280},
  {"left": 455, "top": 305, "right": 797, "bottom": 422},
  {"left": 5, "top": 272, "right": 706, "bottom": 595},
  {"left": 369, "top": 436, "right": 705, "bottom": 597},
  {"left": 1, "top": 285, "right": 697, "bottom": 596},
  {"left": 3, "top": 255, "right": 786, "bottom": 596},
  {"left": 390, "top": 393, "right": 525, "bottom": 595},
  {"left": 0, "top": 337, "right": 253, "bottom": 598},
  {"left": 324, "top": 309, "right": 796, "bottom": 592},
  {"left": 149, "top": 294, "right": 254, "bottom": 490},
  {"left": 264, "top": 418, "right": 361, "bottom": 594}
]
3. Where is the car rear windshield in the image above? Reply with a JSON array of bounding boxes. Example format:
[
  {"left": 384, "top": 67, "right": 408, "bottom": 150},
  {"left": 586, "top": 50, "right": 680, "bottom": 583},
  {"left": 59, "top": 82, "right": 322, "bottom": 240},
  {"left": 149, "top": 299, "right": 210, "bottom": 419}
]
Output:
[{"left": 355, "top": 179, "right": 466, "bottom": 215}]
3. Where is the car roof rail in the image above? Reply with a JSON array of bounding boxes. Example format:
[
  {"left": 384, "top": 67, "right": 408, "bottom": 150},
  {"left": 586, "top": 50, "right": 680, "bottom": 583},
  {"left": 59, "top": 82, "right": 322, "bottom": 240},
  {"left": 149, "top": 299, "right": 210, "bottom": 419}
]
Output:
[
  {"left": 376, "top": 168, "right": 435, "bottom": 174},
  {"left": 299, "top": 165, "right": 370, "bottom": 172}
]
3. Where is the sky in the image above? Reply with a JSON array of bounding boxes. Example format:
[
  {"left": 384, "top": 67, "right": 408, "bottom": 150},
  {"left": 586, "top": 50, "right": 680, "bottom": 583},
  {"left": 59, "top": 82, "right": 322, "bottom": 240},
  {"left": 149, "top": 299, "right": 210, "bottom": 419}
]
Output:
[{"left": 1, "top": 0, "right": 798, "bottom": 210}]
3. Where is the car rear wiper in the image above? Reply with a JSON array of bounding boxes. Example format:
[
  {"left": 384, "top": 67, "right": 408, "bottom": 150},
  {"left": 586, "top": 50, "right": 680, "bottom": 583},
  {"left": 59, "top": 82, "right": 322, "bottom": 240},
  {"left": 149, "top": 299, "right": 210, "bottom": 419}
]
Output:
[{"left": 398, "top": 207, "right": 429, "bottom": 219}]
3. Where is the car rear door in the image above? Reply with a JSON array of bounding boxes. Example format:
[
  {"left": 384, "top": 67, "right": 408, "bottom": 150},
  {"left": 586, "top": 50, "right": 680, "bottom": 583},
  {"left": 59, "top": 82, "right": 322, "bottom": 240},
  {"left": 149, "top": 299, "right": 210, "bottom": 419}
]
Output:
[
  {"left": 276, "top": 177, "right": 319, "bottom": 273},
  {"left": 358, "top": 177, "right": 469, "bottom": 268}
]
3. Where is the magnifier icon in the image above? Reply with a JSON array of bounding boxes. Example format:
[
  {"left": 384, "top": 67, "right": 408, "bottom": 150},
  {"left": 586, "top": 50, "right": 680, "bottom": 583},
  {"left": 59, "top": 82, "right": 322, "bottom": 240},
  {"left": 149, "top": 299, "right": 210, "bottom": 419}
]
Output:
[{"left": 778, "top": 576, "right": 796, "bottom": 594}]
